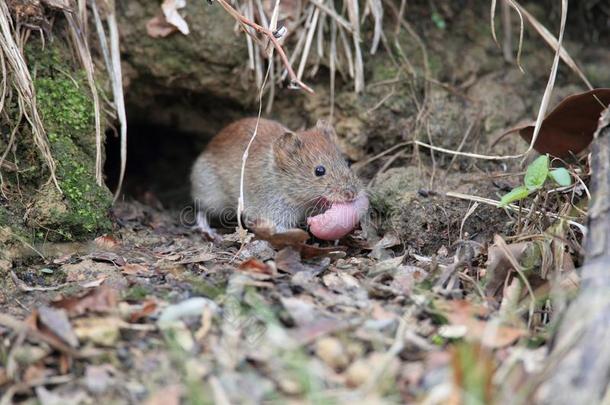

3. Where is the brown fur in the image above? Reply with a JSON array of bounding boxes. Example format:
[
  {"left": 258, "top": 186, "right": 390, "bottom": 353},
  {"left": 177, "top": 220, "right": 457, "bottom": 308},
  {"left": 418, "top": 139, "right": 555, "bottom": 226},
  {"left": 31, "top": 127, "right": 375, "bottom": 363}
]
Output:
[{"left": 190, "top": 118, "right": 363, "bottom": 231}]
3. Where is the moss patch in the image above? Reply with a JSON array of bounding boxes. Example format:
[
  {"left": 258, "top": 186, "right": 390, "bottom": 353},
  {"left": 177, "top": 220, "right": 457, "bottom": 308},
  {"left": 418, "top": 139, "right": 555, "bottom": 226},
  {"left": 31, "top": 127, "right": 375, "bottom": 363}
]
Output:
[
  {"left": 25, "top": 43, "right": 112, "bottom": 240},
  {"left": 33, "top": 74, "right": 112, "bottom": 239}
]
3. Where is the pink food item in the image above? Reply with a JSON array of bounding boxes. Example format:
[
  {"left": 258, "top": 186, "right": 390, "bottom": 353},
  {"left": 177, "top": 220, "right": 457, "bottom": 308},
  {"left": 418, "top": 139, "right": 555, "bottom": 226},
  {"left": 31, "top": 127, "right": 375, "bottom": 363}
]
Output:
[{"left": 307, "top": 194, "right": 369, "bottom": 240}]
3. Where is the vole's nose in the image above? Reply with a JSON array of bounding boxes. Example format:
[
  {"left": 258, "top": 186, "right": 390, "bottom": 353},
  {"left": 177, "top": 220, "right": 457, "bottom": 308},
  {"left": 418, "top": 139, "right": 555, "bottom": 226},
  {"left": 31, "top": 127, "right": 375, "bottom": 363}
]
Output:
[{"left": 342, "top": 185, "right": 357, "bottom": 201}]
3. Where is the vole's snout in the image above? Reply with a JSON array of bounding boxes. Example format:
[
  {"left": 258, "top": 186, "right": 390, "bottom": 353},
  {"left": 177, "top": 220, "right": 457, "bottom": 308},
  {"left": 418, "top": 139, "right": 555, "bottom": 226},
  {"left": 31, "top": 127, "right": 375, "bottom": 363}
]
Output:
[{"left": 340, "top": 185, "right": 358, "bottom": 201}]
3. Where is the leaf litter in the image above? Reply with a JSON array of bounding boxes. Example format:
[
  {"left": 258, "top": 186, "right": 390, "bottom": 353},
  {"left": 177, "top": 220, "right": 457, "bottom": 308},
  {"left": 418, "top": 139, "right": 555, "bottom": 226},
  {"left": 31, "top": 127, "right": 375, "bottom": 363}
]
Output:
[{"left": 0, "top": 197, "right": 581, "bottom": 403}]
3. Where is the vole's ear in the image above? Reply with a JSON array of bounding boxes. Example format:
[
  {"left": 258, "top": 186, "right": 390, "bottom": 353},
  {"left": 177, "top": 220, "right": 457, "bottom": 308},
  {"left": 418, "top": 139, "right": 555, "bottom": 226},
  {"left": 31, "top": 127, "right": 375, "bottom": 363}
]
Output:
[
  {"left": 274, "top": 131, "right": 302, "bottom": 158},
  {"left": 315, "top": 119, "right": 337, "bottom": 139}
]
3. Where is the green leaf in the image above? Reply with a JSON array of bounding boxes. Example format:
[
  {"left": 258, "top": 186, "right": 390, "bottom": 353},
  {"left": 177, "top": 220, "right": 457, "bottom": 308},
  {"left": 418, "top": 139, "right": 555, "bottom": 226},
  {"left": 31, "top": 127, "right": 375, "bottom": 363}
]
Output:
[
  {"left": 524, "top": 155, "right": 549, "bottom": 190},
  {"left": 500, "top": 186, "right": 531, "bottom": 207},
  {"left": 549, "top": 168, "right": 572, "bottom": 187},
  {"left": 431, "top": 12, "right": 446, "bottom": 30}
]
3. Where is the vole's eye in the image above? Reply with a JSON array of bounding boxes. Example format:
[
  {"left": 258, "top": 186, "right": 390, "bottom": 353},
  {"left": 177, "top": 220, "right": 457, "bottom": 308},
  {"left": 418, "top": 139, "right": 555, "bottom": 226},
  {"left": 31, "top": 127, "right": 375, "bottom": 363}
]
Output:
[{"left": 315, "top": 165, "right": 326, "bottom": 177}]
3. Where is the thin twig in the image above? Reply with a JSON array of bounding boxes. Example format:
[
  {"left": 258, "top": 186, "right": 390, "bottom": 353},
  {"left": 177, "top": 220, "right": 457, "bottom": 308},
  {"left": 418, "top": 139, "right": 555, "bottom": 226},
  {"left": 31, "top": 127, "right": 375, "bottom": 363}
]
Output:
[
  {"left": 216, "top": 0, "right": 313, "bottom": 93},
  {"left": 446, "top": 191, "right": 586, "bottom": 234}
]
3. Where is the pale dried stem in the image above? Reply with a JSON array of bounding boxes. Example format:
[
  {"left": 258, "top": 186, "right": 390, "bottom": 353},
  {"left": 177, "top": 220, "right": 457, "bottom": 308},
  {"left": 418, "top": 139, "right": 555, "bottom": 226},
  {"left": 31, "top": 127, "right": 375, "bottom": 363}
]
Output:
[
  {"left": 446, "top": 191, "right": 586, "bottom": 234},
  {"left": 296, "top": 7, "right": 320, "bottom": 80},
  {"left": 0, "top": 2, "right": 59, "bottom": 190},
  {"left": 107, "top": 7, "right": 128, "bottom": 202},
  {"left": 345, "top": 0, "right": 364, "bottom": 92},
  {"left": 65, "top": 10, "right": 104, "bottom": 186},
  {"left": 216, "top": 0, "right": 313, "bottom": 93}
]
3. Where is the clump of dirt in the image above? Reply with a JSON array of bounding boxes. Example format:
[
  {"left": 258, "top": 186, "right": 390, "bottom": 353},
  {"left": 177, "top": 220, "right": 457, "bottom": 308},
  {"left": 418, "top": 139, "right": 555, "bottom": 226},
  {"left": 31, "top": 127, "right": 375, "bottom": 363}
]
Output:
[{"left": 369, "top": 166, "right": 510, "bottom": 254}]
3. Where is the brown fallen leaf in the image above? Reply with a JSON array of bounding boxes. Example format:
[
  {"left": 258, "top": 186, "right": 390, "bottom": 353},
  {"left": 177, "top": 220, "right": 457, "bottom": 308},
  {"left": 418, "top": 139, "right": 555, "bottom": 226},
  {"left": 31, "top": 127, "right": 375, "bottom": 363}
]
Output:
[
  {"left": 238, "top": 258, "right": 275, "bottom": 276},
  {"left": 85, "top": 251, "right": 126, "bottom": 266},
  {"left": 128, "top": 299, "right": 158, "bottom": 322},
  {"left": 500, "top": 88, "right": 610, "bottom": 157},
  {"left": 94, "top": 234, "right": 121, "bottom": 250},
  {"left": 253, "top": 226, "right": 309, "bottom": 248},
  {"left": 79, "top": 276, "right": 107, "bottom": 289},
  {"left": 121, "top": 263, "right": 152, "bottom": 276},
  {"left": 275, "top": 247, "right": 309, "bottom": 273},
  {"left": 437, "top": 300, "right": 526, "bottom": 349},
  {"left": 52, "top": 286, "right": 119, "bottom": 317},
  {"left": 485, "top": 235, "right": 540, "bottom": 297},
  {"left": 253, "top": 225, "right": 346, "bottom": 259},
  {"left": 37, "top": 306, "right": 79, "bottom": 348}
]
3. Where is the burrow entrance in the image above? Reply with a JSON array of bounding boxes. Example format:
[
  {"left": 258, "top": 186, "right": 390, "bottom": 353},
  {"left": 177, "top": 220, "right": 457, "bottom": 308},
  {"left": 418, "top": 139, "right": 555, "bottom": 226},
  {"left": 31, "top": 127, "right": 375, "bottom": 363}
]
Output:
[{"left": 104, "top": 91, "right": 252, "bottom": 209}]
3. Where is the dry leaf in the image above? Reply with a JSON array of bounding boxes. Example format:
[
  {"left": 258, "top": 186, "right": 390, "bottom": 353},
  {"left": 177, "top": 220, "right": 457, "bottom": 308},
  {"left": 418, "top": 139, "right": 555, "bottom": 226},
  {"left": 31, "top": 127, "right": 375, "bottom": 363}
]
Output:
[
  {"left": 438, "top": 300, "right": 526, "bottom": 349},
  {"left": 253, "top": 225, "right": 346, "bottom": 259},
  {"left": 37, "top": 306, "right": 79, "bottom": 348},
  {"left": 73, "top": 317, "right": 121, "bottom": 346},
  {"left": 80, "top": 276, "right": 107, "bottom": 288},
  {"left": 254, "top": 226, "right": 309, "bottom": 248},
  {"left": 129, "top": 299, "right": 158, "bottom": 322},
  {"left": 503, "top": 88, "right": 610, "bottom": 157},
  {"left": 94, "top": 234, "right": 121, "bottom": 250},
  {"left": 275, "top": 247, "right": 309, "bottom": 273},
  {"left": 121, "top": 263, "right": 152, "bottom": 276},
  {"left": 52, "top": 286, "right": 119, "bottom": 316},
  {"left": 238, "top": 258, "right": 275, "bottom": 275}
]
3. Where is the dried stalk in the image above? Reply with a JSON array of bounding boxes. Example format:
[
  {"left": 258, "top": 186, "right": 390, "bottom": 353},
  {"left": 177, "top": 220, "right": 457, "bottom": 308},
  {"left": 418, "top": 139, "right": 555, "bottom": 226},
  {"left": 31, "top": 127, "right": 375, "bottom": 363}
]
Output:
[
  {"left": 216, "top": 0, "right": 314, "bottom": 93},
  {"left": 0, "top": 1, "right": 59, "bottom": 190},
  {"left": 65, "top": 7, "right": 104, "bottom": 186}
]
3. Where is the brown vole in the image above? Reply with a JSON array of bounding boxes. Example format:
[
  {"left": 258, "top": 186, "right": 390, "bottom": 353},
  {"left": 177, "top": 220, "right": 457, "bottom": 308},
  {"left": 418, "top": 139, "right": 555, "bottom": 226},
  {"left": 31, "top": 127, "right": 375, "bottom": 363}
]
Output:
[{"left": 190, "top": 118, "right": 368, "bottom": 239}]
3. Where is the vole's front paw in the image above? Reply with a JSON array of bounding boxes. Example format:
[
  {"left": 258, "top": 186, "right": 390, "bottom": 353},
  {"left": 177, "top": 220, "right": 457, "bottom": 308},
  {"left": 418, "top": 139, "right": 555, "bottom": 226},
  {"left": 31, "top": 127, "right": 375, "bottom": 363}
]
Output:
[{"left": 194, "top": 212, "right": 223, "bottom": 244}]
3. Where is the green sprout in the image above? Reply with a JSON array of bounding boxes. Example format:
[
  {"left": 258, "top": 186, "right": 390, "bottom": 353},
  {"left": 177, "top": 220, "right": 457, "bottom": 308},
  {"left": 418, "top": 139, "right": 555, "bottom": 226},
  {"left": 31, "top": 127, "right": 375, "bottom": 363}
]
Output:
[{"left": 500, "top": 155, "right": 572, "bottom": 207}]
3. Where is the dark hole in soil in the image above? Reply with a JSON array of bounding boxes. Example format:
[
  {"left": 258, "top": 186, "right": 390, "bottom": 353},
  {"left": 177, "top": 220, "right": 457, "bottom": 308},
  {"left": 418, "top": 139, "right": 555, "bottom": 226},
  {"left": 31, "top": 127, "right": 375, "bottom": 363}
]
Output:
[
  {"left": 104, "top": 91, "right": 249, "bottom": 209},
  {"left": 104, "top": 124, "right": 206, "bottom": 209}
]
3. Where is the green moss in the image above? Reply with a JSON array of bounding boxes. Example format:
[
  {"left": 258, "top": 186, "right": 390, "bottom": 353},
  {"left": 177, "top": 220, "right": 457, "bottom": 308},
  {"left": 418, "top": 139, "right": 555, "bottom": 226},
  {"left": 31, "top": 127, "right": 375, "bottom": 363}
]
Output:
[
  {"left": 371, "top": 61, "right": 399, "bottom": 82},
  {"left": 29, "top": 45, "right": 112, "bottom": 239},
  {"left": 124, "top": 285, "right": 151, "bottom": 301}
]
